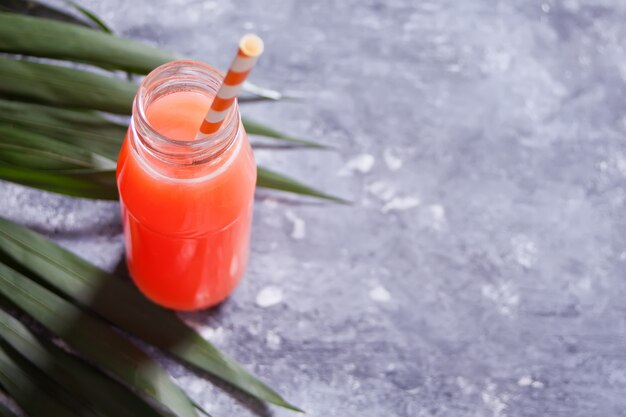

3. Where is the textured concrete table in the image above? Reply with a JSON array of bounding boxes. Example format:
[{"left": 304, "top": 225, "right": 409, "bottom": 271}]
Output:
[{"left": 2, "top": 0, "right": 626, "bottom": 416}]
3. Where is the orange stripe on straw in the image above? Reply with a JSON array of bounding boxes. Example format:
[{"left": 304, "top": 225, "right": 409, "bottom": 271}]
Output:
[
  {"left": 197, "top": 34, "right": 264, "bottom": 137},
  {"left": 210, "top": 96, "right": 236, "bottom": 112},
  {"left": 198, "top": 120, "right": 223, "bottom": 134},
  {"left": 223, "top": 69, "right": 252, "bottom": 86}
]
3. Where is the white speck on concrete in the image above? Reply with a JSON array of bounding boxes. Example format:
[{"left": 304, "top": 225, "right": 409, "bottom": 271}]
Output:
[
  {"left": 188, "top": 378, "right": 205, "bottom": 394},
  {"left": 456, "top": 376, "right": 475, "bottom": 395},
  {"left": 510, "top": 235, "right": 538, "bottom": 268},
  {"left": 541, "top": 3, "right": 551, "bottom": 13},
  {"left": 369, "top": 285, "right": 392, "bottom": 302},
  {"left": 609, "top": 368, "right": 626, "bottom": 384},
  {"left": 262, "top": 198, "right": 279, "bottom": 209},
  {"left": 344, "top": 363, "right": 357, "bottom": 372},
  {"left": 615, "top": 154, "right": 626, "bottom": 176},
  {"left": 383, "top": 148, "right": 402, "bottom": 171},
  {"left": 200, "top": 1, "right": 218, "bottom": 12},
  {"left": 181, "top": 320, "right": 226, "bottom": 344},
  {"left": 620, "top": 251, "right": 626, "bottom": 261},
  {"left": 577, "top": 278, "right": 591, "bottom": 292},
  {"left": 382, "top": 196, "right": 420, "bottom": 213},
  {"left": 481, "top": 382, "right": 508, "bottom": 417},
  {"left": 447, "top": 63, "right": 462, "bottom": 72},
  {"left": 266, "top": 330, "right": 282, "bottom": 350},
  {"left": 518, "top": 375, "right": 544, "bottom": 389},
  {"left": 599, "top": 160, "right": 608, "bottom": 172},
  {"left": 339, "top": 153, "right": 375, "bottom": 176},
  {"left": 428, "top": 204, "right": 447, "bottom": 230},
  {"left": 256, "top": 286, "right": 284, "bottom": 308},
  {"left": 366, "top": 181, "right": 396, "bottom": 202},
  {"left": 261, "top": 199, "right": 281, "bottom": 227},
  {"left": 285, "top": 210, "right": 306, "bottom": 240},
  {"left": 350, "top": 376, "right": 361, "bottom": 391},
  {"left": 198, "top": 326, "right": 225, "bottom": 344},
  {"left": 482, "top": 282, "right": 519, "bottom": 315}
]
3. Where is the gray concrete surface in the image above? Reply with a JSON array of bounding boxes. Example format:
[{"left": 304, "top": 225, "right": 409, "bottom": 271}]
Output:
[{"left": 2, "top": 0, "right": 626, "bottom": 416}]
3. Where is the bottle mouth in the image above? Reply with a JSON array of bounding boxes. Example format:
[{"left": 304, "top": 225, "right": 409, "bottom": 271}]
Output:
[{"left": 132, "top": 60, "right": 239, "bottom": 165}]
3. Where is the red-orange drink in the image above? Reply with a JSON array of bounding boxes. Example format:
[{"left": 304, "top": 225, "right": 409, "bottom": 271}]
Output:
[{"left": 116, "top": 61, "right": 256, "bottom": 310}]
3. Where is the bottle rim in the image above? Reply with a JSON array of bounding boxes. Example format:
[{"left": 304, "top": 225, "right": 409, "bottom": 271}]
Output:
[{"left": 132, "top": 60, "right": 240, "bottom": 166}]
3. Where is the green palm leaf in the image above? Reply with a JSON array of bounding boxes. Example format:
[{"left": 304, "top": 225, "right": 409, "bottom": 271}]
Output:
[
  {"left": 65, "top": 1, "right": 113, "bottom": 33},
  {"left": 0, "top": 164, "right": 118, "bottom": 200},
  {"left": 0, "top": 344, "right": 81, "bottom": 417},
  {"left": 0, "top": 262, "right": 200, "bottom": 417},
  {"left": 0, "top": 308, "right": 173, "bottom": 417},
  {"left": 0, "top": 3, "right": 339, "bottom": 413},
  {"left": 0, "top": 12, "right": 176, "bottom": 74},
  {"left": 0, "top": 125, "right": 115, "bottom": 169},
  {"left": 0, "top": 61, "right": 325, "bottom": 151},
  {"left": 0, "top": 99, "right": 125, "bottom": 160},
  {"left": 258, "top": 166, "right": 348, "bottom": 203},
  {"left": 0, "top": 123, "right": 339, "bottom": 201},
  {"left": 0, "top": 216, "right": 302, "bottom": 412},
  {"left": 0, "top": 10, "right": 289, "bottom": 102},
  {"left": 243, "top": 118, "right": 329, "bottom": 149},
  {"left": 0, "top": 0, "right": 94, "bottom": 28},
  {"left": 0, "top": 57, "right": 136, "bottom": 114}
]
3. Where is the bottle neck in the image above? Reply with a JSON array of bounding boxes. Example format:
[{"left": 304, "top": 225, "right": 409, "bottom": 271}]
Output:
[{"left": 130, "top": 60, "right": 241, "bottom": 179}]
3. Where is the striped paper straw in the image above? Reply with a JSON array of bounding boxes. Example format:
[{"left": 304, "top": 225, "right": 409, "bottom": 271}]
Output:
[{"left": 196, "top": 34, "right": 264, "bottom": 138}]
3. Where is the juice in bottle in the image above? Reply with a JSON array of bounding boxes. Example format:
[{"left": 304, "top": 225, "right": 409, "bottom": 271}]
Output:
[{"left": 116, "top": 60, "right": 257, "bottom": 310}]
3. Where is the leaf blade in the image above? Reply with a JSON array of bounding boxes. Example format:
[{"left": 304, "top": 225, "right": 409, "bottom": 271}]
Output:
[
  {"left": 0, "top": 0, "right": 93, "bottom": 28},
  {"left": 64, "top": 2, "right": 112, "bottom": 33},
  {"left": 0, "top": 121, "right": 343, "bottom": 203},
  {"left": 257, "top": 166, "right": 348, "bottom": 203},
  {"left": 0, "top": 125, "right": 116, "bottom": 170},
  {"left": 0, "top": 164, "right": 118, "bottom": 200},
  {"left": 243, "top": 118, "right": 328, "bottom": 149},
  {"left": 0, "top": 344, "right": 80, "bottom": 417},
  {"left": 0, "top": 261, "right": 199, "bottom": 417},
  {"left": 0, "top": 125, "right": 118, "bottom": 199},
  {"left": 0, "top": 57, "right": 137, "bottom": 114},
  {"left": 0, "top": 99, "right": 126, "bottom": 160},
  {"left": 0, "top": 308, "right": 170, "bottom": 417},
  {"left": 0, "top": 12, "right": 177, "bottom": 74},
  {"left": 0, "top": 216, "right": 302, "bottom": 412}
]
